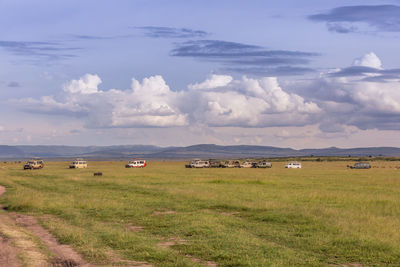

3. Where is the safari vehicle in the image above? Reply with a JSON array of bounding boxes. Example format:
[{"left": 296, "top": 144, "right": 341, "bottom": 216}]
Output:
[
  {"left": 193, "top": 160, "right": 210, "bottom": 168},
  {"left": 256, "top": 161, "right": 272, "bottom": 168},
  {"left": 23, "top": 158, "right": 44, "bottom": 170},
  {"left": 125, "top": 159, "right": 146, "bottom": 168},
  {"left": 285, "top": 161, "right": 302, "bottom": 168},
  {"left": 185, "top": 159, "right": 201, "bottom": 168},
  {"left": 349, "top": 162, "right": 371, "bottom": 169},
  {"left": 223, "top": 160, "right": 241, "bottom": 168},
  {"left": 240, "top": 161, "right": 254, "bottom": 168},
  {"left": 69, "top": 159, "right": 87, "bottom": 169},
  {"left": 209, "top": 159, "right": 224, "bottom": 168}
]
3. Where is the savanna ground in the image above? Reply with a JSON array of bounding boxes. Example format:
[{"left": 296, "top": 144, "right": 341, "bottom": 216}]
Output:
[{"left": 0, "top": 160, "right": 400, "bottom": 266}]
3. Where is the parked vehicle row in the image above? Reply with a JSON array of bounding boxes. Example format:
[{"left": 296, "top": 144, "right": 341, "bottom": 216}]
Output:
[
  {"left": 21, "top": 158, "right": 371, "bottom": 170},
  {"left": 185, "top": 160, "right": 373, "bottom": 169},
  {"left": 185, "top": 159, "right": 273, "bottom": 168},
  {"left": 23, "top": 158, "right": 147, "bottom": 170}
]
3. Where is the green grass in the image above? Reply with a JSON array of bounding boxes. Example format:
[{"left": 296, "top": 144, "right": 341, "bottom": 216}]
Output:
[{"left": 0, "top": 161, "right": 400, "bottom": 266}]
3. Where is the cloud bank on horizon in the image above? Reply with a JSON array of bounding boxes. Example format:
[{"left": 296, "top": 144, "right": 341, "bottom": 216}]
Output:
[
  {"left": 13, "top": 52, "right": 400, "bottom": 133},
  {"left": 14, "top": 73, "right": 319, "bottom": 128},
  {"left": 0, "top": 1, "right": 399, "bottom": 148}
]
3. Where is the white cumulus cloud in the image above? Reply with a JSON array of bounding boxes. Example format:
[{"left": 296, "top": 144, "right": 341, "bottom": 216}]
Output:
[
  {"left": 186, "top": 76, "right": 321, "bottom": 127},
  {"left": 109, "top": 75, "right": 188, "bottom": 127},
  {"left": 14, "top": 74, "right": 321, "bottom": 129},
  {"left": 188, "top": 74, "right": 233, "bottom": 90},
  {"left": 15, "top": 74, "right": 188, "bottom": 128},
  {"left": 297, "top": 53, "right": 400, "bottom": 131},
  {"left": 352, "top": 52, "right": 382, "bottom": 69},
  {"left": 63, "top": 74, "right": 102, "bottom": 94},
  {"left": 351, "top": 82, "right": 400, "bottom": 113}
]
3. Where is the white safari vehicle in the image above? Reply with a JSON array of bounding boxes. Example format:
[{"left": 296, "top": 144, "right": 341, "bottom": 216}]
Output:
[
  {"left": 193, "top": 160, "right": 210, "bottom": 168},
  {"left": 257, "top": 161, "right": 272, "bottom": 168},
  {"left": 69, "top": 159, "right": 87, "bottom": 169},
  {"left": 285, "top": 162, "right": 302, "bottom": 168},
  {"left": 24, "top": 158, "right": 44, "bottom": 170},
  {"left": 240, "top": 161, "right": 254, "bottom": 168},
  {"left": 125, "top": 159, "right": 147, "bottom": 168},
  {"left": 185, "top": 159, "right": 201, "bottom": 168}
]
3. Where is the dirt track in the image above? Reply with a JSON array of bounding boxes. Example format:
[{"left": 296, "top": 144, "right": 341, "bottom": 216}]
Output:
[
  {"left": 0, "top": 185, "right": 153, "bottom": 267},
  {"left": 0, "top": 185, "right": 89, "bottom": 267}
]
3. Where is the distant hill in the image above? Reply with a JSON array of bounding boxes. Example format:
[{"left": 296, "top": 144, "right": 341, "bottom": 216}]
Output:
[{"left": 0, "top": 144, "right": 399, "bottom": 160}]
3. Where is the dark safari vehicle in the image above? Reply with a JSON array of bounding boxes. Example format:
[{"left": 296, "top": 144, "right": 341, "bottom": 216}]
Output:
[{"left": 209, "top": 159, "right": 224, "bottom": 168}]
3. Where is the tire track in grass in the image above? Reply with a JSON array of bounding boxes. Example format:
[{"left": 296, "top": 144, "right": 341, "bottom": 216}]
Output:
[
  {"left": 0, "top": 211, "right": 48, "bottom": 266},
  {"left": 0, "top": 185, "right": 24, "bottom": 266},
  {"left": 0, "top": 185, "right": 83, "bottom": 266},
  {"left": 1, "top": 184, "right": 154, "bottom": 267},
  {"left": 10, "top": 213, "right": 90, "bottom": 267},
  {"left": 0, "top": 229, "right": 21, "bottom": 267}
]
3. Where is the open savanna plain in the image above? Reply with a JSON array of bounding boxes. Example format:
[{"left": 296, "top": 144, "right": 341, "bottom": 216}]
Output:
[{"left": 0, "top": 160, "right": 400, "bottom": 266}]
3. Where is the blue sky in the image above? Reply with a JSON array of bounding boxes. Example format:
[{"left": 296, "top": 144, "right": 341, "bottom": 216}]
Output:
[{"left": 1, "top": 0, "right": 400, "bottom": 148}]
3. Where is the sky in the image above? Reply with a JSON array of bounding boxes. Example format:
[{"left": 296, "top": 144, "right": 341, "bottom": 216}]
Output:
[{"left": 1, "top": 0, "right": 400, "bottom": 148}]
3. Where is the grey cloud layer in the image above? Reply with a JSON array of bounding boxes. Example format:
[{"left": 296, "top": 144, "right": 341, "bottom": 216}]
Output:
[
  {"left": 327, "top": 52, "right": 400, "bottom": 82},
  {"left": 7, "top": 81, "right": 20, "bottom": 88},
  {"left": 66, "top": 27, "right": 318, "bottom": 76},
  {"left": 129, "top": 27, "right": 317, "bottom": 75},
  {"left": 135, "top": 26, "right": 209, "bottom": 38},
  {"left": 225, "top": 66, "right": 315, "bottom": 76},
  {"left": 171, "top": 40, "right": 318, "bottom": 75},
  {"left": 309, "top": 5, "right": 400, "bottom": 33},
  {"left": 0, "top": 40, "right": 79, "bottom": 61},
  {"left": 72, "top": 35, "right": 121, "bottom": 40},
  {"left": 330, "top": 66, "right": 400, "bottom": 82},
  {"left": 71, "top": 26, "right": 208, "bottom": 41}
]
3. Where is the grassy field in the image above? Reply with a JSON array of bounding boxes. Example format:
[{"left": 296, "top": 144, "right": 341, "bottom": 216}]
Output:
[{"left": 0, "top": 160, "right": 400, "bottom": 266}]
